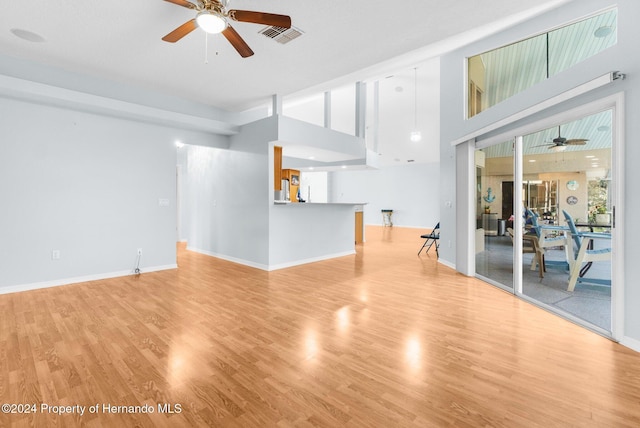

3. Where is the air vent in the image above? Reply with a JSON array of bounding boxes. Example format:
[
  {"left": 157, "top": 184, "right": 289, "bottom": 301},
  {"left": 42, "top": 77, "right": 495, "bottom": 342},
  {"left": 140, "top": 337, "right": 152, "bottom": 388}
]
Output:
[{"left": 259, "top": 25, "right": 304, "bottom": 44}]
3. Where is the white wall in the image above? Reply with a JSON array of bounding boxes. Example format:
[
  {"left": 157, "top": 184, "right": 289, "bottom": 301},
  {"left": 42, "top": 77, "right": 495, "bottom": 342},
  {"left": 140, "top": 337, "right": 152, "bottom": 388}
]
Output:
[
  {"left": 185, "top": 117, "right": 277, "bottom": 268},
  {"left": 330, "top": 84, "right": 357, "bottom": 136},
  {"left": 439, "top": 0, "right": 640, "bottom": 344},
  {"left": 282, "top": 84, "right": 357, "bottom": 136},
  {"left": 329, "top": 162, "right": 440, "bottom": 229},
  {"left": 0, "top": 97, "right": 181, "bottom": 290},
  {"left": 300, "top": 171, "right": 328, "bottom": 203},
  {"left": 283, "top": 94, "right": 325, "bottom": 127}
]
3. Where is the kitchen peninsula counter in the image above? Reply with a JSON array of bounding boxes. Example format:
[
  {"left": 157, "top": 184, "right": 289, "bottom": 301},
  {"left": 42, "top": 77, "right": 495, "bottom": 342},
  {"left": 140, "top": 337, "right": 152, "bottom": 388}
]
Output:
[
  {"left": 269, "top": 202, "right": 366, "bottom": 270},
  {"left": 274, "top": 201, "right": 366, "bottom": 206}
]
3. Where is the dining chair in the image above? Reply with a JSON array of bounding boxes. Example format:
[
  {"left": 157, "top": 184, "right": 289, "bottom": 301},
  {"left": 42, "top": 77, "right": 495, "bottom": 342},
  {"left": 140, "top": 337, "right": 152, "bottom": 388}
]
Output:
[
  {"left": 562, "top": 210, "right": 612, "bottom": 292},
  {"left": 507, "top": 227, "right": 545, "bottom": 278}
]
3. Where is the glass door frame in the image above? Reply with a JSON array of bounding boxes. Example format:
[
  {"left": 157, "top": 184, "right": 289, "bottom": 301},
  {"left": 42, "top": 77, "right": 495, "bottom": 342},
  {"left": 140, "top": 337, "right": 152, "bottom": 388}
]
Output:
[{"left": 473, "top": 139, "right": 516, "bottom": 294}]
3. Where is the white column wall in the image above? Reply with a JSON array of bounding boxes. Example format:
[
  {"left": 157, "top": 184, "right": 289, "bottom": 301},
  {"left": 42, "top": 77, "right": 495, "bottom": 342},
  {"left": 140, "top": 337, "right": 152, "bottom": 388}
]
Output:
[{"left": 185, "top": 117, "right": 276, "bottom": 268}]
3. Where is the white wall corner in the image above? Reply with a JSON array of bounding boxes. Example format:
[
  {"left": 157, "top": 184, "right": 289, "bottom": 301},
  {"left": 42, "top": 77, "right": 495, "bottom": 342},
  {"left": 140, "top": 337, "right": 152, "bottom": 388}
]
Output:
[
  {"left": 186, "top": 246, "right": 270, "bottom": 271},
  {"left": 437, "top": 258, "right": 456, "bottom": 270},
  {"left": 621, "top": 336, "right": 640, "bottom": 354}
]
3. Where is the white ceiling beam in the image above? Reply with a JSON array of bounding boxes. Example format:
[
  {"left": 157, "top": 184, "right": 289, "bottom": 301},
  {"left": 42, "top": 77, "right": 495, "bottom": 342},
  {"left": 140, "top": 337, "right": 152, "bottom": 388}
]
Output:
[{"left": 0, "top": 74, "right": 240, "bottom": 135}]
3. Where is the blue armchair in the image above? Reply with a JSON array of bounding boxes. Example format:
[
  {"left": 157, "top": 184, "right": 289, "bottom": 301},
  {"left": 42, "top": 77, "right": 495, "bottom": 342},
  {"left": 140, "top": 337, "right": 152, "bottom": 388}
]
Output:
[{"left": 562, "top": 210, "right": 611, "bottom": 292}]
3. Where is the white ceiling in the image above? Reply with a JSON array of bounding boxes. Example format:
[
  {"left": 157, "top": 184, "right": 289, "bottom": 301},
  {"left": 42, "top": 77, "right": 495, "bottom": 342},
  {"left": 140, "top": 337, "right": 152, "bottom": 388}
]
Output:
[
  {"left": 0, "top": 0, "right": 571, "bottom": 113},
  {"left": 1, "top": 0, "right": 576, "bottom": 170}
]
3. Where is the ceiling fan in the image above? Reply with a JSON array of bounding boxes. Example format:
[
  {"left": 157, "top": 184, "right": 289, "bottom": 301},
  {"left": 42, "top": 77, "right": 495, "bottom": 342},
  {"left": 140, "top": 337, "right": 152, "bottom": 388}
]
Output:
[
  {"left": 161, "top": 0, "right": 292, "bottom": 58},
  {"left": 535, "top": 125, "right": 589, "bottom": 151}
]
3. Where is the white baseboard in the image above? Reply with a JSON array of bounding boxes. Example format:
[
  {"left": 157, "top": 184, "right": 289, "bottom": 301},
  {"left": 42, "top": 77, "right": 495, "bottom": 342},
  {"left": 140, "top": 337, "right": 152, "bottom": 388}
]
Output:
[
  {"left": 621, "top": 336, "right": 640, "bottom": 353},
  {"left": 187, "top": 246, "right": 355, "bottom": 271},
  {"left": 364, "top": 223, "right": 434, "bottom": 230},
  {"left": 267, "top": 250, "right": 356, "bottom": 271},
  {"left": 187, "top": 246, "right": 269, "bottom": 270},
  {"left": 0, "top": 264, "right": 178, "bottom": 296},
  {"left": 438, "top": 258, "right": 456, "bottom": 270},
  {"left": 394, "top": 224, "right": 435, "bottom": 230}
]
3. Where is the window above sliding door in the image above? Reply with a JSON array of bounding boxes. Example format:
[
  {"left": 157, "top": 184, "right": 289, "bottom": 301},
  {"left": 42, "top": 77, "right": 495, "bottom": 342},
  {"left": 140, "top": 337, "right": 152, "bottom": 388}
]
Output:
[{"left": 467, "top": 8, "right": 617, "bottom": 119}]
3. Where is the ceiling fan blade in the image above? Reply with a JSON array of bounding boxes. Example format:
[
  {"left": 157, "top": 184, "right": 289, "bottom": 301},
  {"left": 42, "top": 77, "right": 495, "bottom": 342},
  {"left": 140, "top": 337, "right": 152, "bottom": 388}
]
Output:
[
  {"left": 565, "top": 139, "right": 588, "bottom": 145},
  {"left": 222, "top": 25, "right": 254, "bottom": 57},
  {"left": 162, "top": 19, "right": 198, "bottom": 42},
  {"left": 228, "top": 10, "right": 292, "bottom": 28},
  {"left": 532, "top": 144, "right": 554, "bottom": 148},
  {"left": 163, "top": 0, "right": 197, "bottom": 9}
]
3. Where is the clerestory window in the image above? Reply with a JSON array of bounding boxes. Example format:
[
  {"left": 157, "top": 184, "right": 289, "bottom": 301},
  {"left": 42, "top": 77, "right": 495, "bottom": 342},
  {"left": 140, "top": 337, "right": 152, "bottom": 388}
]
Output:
[{"left": 467, "top": 8, "right": 617, "bottom": 119}]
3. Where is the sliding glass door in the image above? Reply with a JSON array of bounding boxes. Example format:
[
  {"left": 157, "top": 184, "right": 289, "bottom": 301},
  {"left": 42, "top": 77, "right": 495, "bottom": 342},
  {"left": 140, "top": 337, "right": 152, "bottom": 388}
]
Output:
[
  {"left": 520, "top": 111, "right": 613, "bottom": 332},
  {"left": 474, "top": 109, "right": 615, "bottom": 335}
]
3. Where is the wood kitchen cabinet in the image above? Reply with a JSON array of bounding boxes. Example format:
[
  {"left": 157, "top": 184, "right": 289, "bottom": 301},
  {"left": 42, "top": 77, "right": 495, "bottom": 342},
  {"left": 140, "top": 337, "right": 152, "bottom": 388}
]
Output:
[
  {"left": 281, "top": 169, "right": 300, "bottom": 202},
  {"left": 355, "top": 211, "right": 364, "bottom": 244}
]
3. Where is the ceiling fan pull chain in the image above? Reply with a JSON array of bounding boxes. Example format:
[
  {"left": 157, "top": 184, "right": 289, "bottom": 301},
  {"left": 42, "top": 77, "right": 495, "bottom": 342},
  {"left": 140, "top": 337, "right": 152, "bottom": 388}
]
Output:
[{"left": 205, "top": 33, "right": 209, "bottom": 64}]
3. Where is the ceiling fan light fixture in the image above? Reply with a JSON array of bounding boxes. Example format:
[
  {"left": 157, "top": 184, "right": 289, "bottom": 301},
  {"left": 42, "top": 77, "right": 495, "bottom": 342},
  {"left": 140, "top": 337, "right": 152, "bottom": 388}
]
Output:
[
  {"left": 196, "top": 12, "right": 227, "bottom": 34},
  {"left": 551, "top": 145, "right": 567, "bottom": 153},
  {"left": 594, "top": 26, "right": 612, "bottom": 38}
]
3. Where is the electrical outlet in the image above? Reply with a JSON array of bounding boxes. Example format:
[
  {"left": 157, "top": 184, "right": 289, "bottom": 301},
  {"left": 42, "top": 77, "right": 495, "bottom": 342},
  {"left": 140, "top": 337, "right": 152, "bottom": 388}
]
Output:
[
  {"left": 51, "top": 250, "right": 61, "bottom": 260},
  {"left": 137, "top": 248, "right": 143, "bottom": 256}
]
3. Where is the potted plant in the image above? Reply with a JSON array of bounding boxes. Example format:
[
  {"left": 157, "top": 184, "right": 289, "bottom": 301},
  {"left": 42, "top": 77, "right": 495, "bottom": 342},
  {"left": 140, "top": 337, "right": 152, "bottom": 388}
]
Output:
[
  {"left": 484, "top": 205, "right": 491, "bottom": 214},
  {"left": 595, "top": 206, "right": 610, "bottom": 225}
]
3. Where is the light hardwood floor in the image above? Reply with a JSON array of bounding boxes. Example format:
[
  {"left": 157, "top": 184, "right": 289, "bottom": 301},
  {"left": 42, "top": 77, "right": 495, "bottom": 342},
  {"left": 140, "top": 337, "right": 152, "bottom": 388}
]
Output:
[{"left": 1, "top": 226, "right": 639, "bottom": 427}]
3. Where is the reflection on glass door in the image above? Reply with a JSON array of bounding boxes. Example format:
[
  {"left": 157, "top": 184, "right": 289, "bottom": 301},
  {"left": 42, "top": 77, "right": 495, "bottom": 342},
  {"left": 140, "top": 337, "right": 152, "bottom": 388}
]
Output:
[
  {"left": 520, "top": 110, "right": 613, "bottom": 332},
  {"left": 475, "top": 140, "right": 514, "bottom": 290}
]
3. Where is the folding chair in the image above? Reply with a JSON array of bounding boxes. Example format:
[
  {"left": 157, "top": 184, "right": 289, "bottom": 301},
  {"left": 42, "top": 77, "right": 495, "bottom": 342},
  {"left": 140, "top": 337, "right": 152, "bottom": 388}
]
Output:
[{"left": 418, "top": 222, "right": 440, "bottom": 257}]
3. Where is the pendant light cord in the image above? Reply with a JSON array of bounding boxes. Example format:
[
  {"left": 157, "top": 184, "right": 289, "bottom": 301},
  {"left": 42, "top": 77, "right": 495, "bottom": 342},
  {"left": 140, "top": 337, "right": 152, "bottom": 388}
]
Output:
[
  {"left": 409, "top": 67, "right": 422, "bottom": 142},
  {"left": 413, "top": 67, "right": 418, "bottom": 129}
]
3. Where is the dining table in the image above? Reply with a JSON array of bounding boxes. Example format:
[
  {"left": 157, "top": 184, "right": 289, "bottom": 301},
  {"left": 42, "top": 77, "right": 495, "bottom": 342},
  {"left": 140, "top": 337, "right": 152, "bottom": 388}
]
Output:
[{"left": 574, "top": 222, "right": 612, "bottom": 231}]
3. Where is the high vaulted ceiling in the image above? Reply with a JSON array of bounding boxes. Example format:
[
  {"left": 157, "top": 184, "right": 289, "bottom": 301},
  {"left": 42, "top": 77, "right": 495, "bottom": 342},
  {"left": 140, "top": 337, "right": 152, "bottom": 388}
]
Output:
[{"left": 0, "top": 0, "right": 571, "bottom": 113}]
